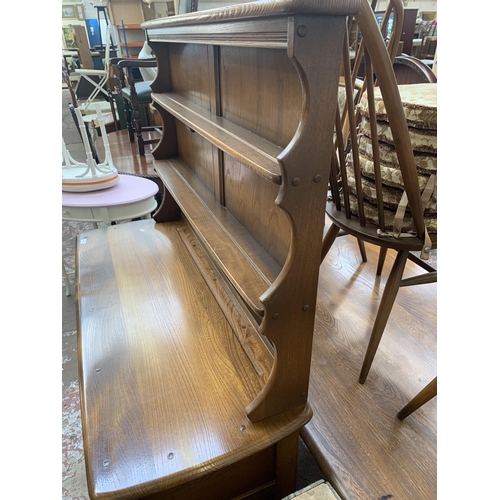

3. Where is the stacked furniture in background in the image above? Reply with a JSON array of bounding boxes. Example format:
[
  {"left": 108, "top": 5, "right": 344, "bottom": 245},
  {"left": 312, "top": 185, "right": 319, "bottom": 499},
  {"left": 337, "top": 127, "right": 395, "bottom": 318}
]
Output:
[
  {"left": 353, "top": 82, "right": 437, "bottom": 240},
  {"left": 109, "top": 55, "right": 161, "bottom": 155}
]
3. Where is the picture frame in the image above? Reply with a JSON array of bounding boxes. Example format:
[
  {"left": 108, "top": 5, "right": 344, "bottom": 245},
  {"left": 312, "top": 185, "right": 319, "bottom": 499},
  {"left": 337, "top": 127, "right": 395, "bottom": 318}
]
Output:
[
  {"left": 62, "top": 27, "right": 77, "bottom": 49},
  {"left": 62, "top": 5, "right": 77, "bottom": 19},
  {"left": 77, "top": 5, "right": 85, "bottom": 21}
]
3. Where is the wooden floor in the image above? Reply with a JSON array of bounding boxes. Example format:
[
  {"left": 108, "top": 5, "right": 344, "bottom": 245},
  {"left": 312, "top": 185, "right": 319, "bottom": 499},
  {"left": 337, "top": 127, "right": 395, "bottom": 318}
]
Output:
[
  {"left": 96, "top": 128, "right": 436, "bottom": 500},
  {"left": 304, "top": 235, "right": 436, "bottom": 500},
  {"left": 96, "top": 128, "right": 162, "bottom": 179}
]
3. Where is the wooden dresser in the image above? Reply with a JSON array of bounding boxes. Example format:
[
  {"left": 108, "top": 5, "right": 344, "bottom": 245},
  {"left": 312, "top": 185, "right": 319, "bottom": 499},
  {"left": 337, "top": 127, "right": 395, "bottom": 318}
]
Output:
[{"left": 76, "top": 1, "right": 361, "bottom": 499}]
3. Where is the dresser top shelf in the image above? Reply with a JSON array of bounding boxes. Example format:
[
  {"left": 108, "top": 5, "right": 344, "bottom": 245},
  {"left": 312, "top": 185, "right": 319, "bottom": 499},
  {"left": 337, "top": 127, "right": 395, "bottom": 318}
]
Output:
[
  {"left": 142, "top": 0, "right": 361, "bottom": 29},
  {"left": 153, "top": 93, "right": 283, "bottom": 185}
]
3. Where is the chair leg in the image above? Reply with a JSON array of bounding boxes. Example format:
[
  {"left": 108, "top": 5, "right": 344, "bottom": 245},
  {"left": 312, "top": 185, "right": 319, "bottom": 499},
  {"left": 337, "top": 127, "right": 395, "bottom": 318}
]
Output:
[
  {"left": 357, "top": 239, "right": 368, "bottom": 262},
  {"left": 134, "top": 106, "right": 145, "bottom": 156},
  {"left": 131, "top": 99, "right": 145, "bottom": 156},
  {"left": 359, "top": 250, "right": 409, "bottom": 384},
  {"left": 376, "top": 247, "right": 388, "bottom": 276},
  {"left": 321, "top": 223, "right": 340, "bottom": 263},
  {"left": 126, "top": 71, "right": 146, "bottom": 155},
  {"left": 108, "top": 90, "right": 121, "bottom": 132},
  {"left": 69, "top": 104, "right": 100, "bottom": 163},
  {"left": 397, "top": 376, "right": 437, "bottom": 420},
  {"left": 124, "top": 97, "right": 135, "bottom": 143}
]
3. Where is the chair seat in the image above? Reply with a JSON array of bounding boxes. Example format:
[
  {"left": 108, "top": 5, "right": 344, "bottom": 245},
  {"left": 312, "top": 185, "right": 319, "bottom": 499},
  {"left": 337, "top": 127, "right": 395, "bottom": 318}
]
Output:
[
  {"left": 326, "top": 203, "right": 437, "bottom": 251},
  {"left": 122, "top": 80, "right": 153, "bottom": 102}
]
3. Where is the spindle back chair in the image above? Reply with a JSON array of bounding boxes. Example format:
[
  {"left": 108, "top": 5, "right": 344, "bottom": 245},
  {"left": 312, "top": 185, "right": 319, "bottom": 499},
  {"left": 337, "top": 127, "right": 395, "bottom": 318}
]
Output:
[
  {"left": 334, "top": 0, "right": 404, "bottom": 262},
  {"left": 322, "top": 0, "right": 437, "bottom": 383}
]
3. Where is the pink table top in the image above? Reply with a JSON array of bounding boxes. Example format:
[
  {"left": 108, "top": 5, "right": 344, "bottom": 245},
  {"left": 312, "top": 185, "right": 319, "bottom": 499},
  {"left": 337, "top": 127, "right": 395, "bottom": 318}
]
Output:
[{"left": 62, "top": 175, "right": 159, "bottom": 208}]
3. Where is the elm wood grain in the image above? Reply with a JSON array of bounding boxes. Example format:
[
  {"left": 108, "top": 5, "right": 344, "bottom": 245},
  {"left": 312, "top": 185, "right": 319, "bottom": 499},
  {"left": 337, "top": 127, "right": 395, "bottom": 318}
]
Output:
[
  {"left": 303, "top": 234, "right": 436, "bottom": 500},
  {"left": 154, "top": 158, "right": 281, "bottom": 317},
  {"left": 167, "top": 43, "right": 214, "bottom": 108},
  {"left": 81, "top": 3, "right": 358, "bottom": 499},
  {"left": 147, "top": 17, "right": 290, "bottom": 49},
  {"left": 150, "top": 103, "right": 179, "bottom": 161},
  {"left": 152, "top": 92, "right": 283, "bottom": 184},
  {"left": 236, "top": 14, "right": 347, "bottom": 422},
  {"left": 149, "top": 9, "right": 348, "bottom": 421},
  {"left": 77, "top": 219, "right": 313, "bottom": 500},
  {"left": 219, "top": 46, "right": 302, "bottom": 149},
  {"left": 156, "top": 43, "right": 225, "bottom": 201},
  {"left": 142, "top": 0, "right": 361, "bottom": 30},
  {"left": 223, "top": 154, "right": 290, "bottom": 267},
  {"left": 176, "top": 118, "right": 220, "bottom": 196},
  {"left": 177, "top": 226, "right": 273, "bottom": 380}
]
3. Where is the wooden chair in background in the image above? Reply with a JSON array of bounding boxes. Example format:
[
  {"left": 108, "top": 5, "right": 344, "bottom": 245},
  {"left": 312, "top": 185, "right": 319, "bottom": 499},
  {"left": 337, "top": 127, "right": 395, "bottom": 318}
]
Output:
[
  {"left": 333, "top": 0, "right": 404, "bottom": 264},
  {"left": 322, "top": 0, "right": 437, "bottom": 384},
  {"left": 392, "top": 54, "right": 437, "bottom": 85},
  {"left": 109, "top": 57, "right": 161, "bottom": 156},
  {"left": 371, "top": 53, "right": 437, "bottom": 276}
]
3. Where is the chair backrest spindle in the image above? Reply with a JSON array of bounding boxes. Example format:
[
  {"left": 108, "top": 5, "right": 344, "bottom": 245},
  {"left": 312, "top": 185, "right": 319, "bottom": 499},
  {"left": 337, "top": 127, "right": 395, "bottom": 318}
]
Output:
[
  {"left": 363, "top": 47, "right": 386, "bottom": 231},
  {"left": 327, "top": 0, "right": 435, "bottom": 250}
]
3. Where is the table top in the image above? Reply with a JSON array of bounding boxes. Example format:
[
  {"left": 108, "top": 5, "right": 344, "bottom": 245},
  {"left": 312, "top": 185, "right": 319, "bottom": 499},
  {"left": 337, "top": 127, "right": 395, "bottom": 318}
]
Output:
[{"left": 62, "top": 174, "right": 159, "bottom": 208}]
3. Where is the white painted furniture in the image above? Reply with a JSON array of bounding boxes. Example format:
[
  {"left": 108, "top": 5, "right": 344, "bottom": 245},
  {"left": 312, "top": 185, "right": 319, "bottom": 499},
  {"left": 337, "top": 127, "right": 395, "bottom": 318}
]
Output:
[
  {"left": 62, "top": 104, "right": 119, "bottom": 192},
  {"left": 62, "top": 174, "right": 158, "bottom": 224},
  {"left": 74, "top": 25, "right": 112, "bottom": 114},
  {"left": 62, "top": 174, "right": 158, "bottom": 295}
]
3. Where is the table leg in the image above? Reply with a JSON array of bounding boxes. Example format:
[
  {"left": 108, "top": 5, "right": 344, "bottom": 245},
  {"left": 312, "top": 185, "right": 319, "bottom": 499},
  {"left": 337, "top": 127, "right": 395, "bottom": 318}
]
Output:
[{"left": 98, "top": 207, "right": 112, "bottom": 226}]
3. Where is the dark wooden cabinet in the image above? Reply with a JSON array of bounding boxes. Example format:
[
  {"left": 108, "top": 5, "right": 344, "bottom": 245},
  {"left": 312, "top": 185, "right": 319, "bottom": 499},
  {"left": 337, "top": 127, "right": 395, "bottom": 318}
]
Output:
[{"left": 401, "top": 8, "right": 418, "bottom": 55}]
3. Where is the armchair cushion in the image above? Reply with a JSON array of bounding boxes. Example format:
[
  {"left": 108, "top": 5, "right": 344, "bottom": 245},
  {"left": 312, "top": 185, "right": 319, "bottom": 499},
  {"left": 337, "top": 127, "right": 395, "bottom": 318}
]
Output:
[
  {"left": 358, "top": 135, "right": 437, "bottom": 175},
  {"left": 359, "top": 115, "right": 437, "bottom": 154},
  {"left": 358, "top": 83, "right": 437, "bottom": 131},
  {"left": 345, "top": 165, "right": 436, "bottom": 215},
  {"left": 121, "top": 81, "right": 153, "bottom": 103},
  {"left": 358, "top": 154, "right": 431, "bottom": 191}
]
